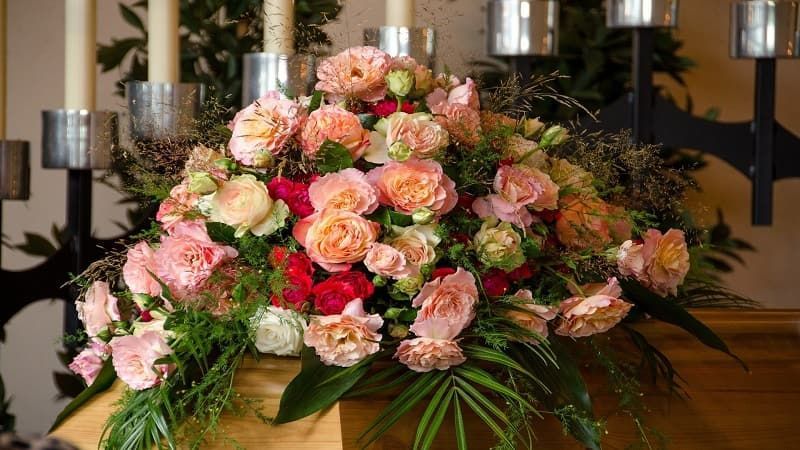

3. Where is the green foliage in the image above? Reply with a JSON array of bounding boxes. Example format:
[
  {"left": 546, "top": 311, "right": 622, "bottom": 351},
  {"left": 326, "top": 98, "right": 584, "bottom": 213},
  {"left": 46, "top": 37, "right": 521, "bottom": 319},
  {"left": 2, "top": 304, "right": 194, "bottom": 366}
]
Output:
[
  {"left": 97, "top": 0, "right": 342, "bottom": 112},
  {"left": 50, "top": 360, "right": 117, "bottom": 432},
  {"left": 314, "top": 140, "right": 354, "bottom": 174}
]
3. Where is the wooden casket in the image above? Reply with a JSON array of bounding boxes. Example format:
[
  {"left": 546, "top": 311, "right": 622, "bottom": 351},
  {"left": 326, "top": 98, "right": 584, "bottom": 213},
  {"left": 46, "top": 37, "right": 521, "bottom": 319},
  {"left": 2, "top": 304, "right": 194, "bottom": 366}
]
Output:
[{"left": 51, "top": 310, "right": 800, "bottom": 449}]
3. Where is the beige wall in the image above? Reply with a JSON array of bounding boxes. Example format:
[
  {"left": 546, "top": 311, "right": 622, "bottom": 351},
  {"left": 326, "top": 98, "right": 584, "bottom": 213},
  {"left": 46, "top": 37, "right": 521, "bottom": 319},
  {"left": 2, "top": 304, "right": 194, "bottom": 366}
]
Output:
[{"left": 1, "top": 0, "right": 797, "bottom": 434}]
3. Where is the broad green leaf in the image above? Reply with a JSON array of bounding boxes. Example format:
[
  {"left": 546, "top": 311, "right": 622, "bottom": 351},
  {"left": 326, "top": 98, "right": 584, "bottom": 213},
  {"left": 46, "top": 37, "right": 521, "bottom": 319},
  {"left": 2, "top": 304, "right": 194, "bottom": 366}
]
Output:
[
  {"left": 205, "top": 222, "right": 237, "bottom": 244},
  {"left": 50, "top": 359, "right": 117, "bottom": 431},
  {"left": 358, "top": 113, "right": 380, "bottom": 130},
  {"left": 620, "top": 279, "right": 747, "bottom": 370},
  {"left": 308, "top": 90, "right": 323, "bottom": 113},
  {"left": 273, "top": 347, "right": 373, "bottom": 424},
  {"left": 315, "top": 140, "right": 353, "bottom": 174}
]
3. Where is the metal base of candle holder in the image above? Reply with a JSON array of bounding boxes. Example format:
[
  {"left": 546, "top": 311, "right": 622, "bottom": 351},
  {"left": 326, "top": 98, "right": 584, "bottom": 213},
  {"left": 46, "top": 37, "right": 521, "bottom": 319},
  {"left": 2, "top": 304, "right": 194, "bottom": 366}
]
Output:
[
  {"left": 606, "top": 0, "right": 678, "bottom": 29},
  {"left": 41, "top": 110, "right": 118, "bottom": 170},
  {"left": 730, "top": 1, "right": 800, "bottom": 59},
  {"left": 0, "top": 140, "right": 30, "bottom": 200},
  {"left": 364, "top": 26, "right": 436, "bottom": 68},
  {"left": 242, "top": 53, "right": 316, "bottom": 106},
  {"left": 487, "top": 0, "right": 559, "bottom": 57},
  {"left": 126, "top": 82, "right": 206, "bottom": 142}
]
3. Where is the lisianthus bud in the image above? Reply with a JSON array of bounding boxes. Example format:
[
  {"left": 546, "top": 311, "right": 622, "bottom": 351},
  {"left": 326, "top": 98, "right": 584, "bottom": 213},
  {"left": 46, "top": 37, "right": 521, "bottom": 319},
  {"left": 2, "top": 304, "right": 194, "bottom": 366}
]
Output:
[
  {"left": 394, "top": 275, "right": 424, "bottom": 295},
  {"left": 214, "top": 158, "right": 238, "bottom": 171},
  {"left": 520, "top": 117, "right": 545, "bottom": 139},
  {"left": 372, "top": 275, "right": 388, "bottom": 287},
  {"left": 388, "top": 141, "right": 413, "bottom": 161},
  {"left": 389, "top": 323, "right": 410, "bottom": 339},
  {"left": 539, "top": 125, "right": 568, "bottom": 148},
  {"left": 386, "top": 69, "right": 414, "bottom": 98},
  {"left": 384, "top": 307, "right": 403, "bottom": 319},
  {"left": 188, "top": 172, "right": 218, "bottom": 194},
  {"left": 412, "top": 207, "right": 436, "bottom": 225}
]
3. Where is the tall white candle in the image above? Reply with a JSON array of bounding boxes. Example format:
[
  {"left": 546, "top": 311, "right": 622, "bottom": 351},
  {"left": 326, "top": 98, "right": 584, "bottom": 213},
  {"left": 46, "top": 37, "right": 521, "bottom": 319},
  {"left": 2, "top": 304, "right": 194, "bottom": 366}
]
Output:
[
  {"left": 148, "top": 0, "right": 179, "bottom": 83},
  {"left": 0, "top": 0, "right": 6, "bottom": 139},
  {"left": 263, "top": 0, "right": 294, "bottom": 54},
  {"left": 386, "top": 0, "right": 415, "bottom": 28},
  {"left": 64, "top": 0, "right": 96, "bottom": 110}
]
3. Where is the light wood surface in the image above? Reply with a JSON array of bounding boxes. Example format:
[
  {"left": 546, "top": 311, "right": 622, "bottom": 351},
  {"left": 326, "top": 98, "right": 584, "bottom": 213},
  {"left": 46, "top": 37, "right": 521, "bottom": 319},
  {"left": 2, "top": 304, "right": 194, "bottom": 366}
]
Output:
[{"left": 52, "top": 310, "right": 800, "bottom": 449}]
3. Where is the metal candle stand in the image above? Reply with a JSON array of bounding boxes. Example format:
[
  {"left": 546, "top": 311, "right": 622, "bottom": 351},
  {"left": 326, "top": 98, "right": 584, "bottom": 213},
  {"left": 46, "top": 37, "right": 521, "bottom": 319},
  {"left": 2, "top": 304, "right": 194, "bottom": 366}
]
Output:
[
  {"left": 491, "top": 0, "right": 800, "bottom": 226},
  {"left": 364, "top": 26, "right": 436, "bottom": 69},
  {"left": 0, "top": 82, "right": 205, "bottom": 335},
  {"left": 242, "top": 53, "right": 316, "bottom": 105}
]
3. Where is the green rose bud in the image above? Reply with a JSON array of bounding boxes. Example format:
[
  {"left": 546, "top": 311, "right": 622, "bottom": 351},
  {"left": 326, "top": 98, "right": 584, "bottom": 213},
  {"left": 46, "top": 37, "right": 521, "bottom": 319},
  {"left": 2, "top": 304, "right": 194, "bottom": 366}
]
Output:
[
  {"left": 389, "top": 323, "right": 410, "bottom": 339},
  {"left": 385, "top": 69, "right": 414, "bottom": 98},
  {"left": 252, "top": 150, "right": 274, "bottom": 168},
  {"left": 384, "top": 307, "right": 403, "bottom": 319},
  {"left": 539, "top": 125, "right": 569, "bottom": 148},
  {"left": 372, "top": 275, "right": 388, "bottom": 287},
  {"left": 520, "top": 117, "right": 545, "bottom": 139},
  {"left": 132, "top": 293, "right": 155, "bottom": 310},
  {"left": 412, "top": 207, "right": 436, "bottom": 225},
  {"left": 188, "top": 172, "right": 218, "bottom": 194},
  {"left": 473, "top": 217, "right": 526, "bottom": 271},
  {"left": 95, "top": 328, "right": 112, "bottom": 342},
  {"left": 388, "top": 141, "right": 413, "bottom": 162},
  {"left": 394, "top": 275, "right": 424, "bottom": 295},
  {"left": 214, "top": 158, "right": 238, "bottom": 171}
]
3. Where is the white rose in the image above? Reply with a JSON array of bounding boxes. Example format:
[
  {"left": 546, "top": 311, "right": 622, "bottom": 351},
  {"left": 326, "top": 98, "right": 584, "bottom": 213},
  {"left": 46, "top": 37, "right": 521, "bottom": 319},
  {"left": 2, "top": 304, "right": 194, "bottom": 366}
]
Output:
[
  {"left": 253, "top": 306, "right": 308, "bottom": 356},
  {"left": 204, "top": 174, "right": 289, "bottom": 238}
]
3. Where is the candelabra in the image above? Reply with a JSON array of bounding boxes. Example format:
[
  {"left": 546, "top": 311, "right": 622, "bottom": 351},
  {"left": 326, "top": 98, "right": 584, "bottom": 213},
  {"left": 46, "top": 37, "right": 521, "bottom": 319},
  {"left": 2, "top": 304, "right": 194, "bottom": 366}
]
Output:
[{"left": 489, "top": 0, "right": 800, "bottom": 226}]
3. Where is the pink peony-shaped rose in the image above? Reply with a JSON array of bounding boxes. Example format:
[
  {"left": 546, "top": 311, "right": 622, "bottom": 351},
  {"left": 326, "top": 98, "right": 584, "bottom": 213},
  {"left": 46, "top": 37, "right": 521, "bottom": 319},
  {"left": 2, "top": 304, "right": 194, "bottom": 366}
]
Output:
[
  {"left": 446, "top": 77, "right": 480, "bottom": 110},
  {"left": 366, "top": 160, "right": 457, "bottom": 216},
  {"left": 385, "top": 112, "right": 450, "bottom": 160},
  {"left": 228, "top": 92, "right": 305, "bottom": 167},
  {"left": 76, "top": 281, "right": 121, "bottom": 338},
  {"left": 156, "top": 181, "right": 199, "bottom": 232},
  {"left": 110, "top": 331, "right": 173, "bottom": 391},
  {"left": 364, "top": 243, "right": 412, "bottom": 279},
  {"left": 123, "top": 241, "right": 161, "bottom": 297},
  {"left": 435, "top": 103, "right": 482, "bottom": 147},
  {"left": 308, "top": 168, "right": 379, "bottom": 214},
  {"left": 315, "top": 46, "right": 392, "bottom": 102},
  {"left": 412, "top": 267, "right": 478, "bottom": 335},
  {"left": 617, "top": 240, "right": 647, "bottom": 279},
  {"left": 69, "top": 341, "right": 108, "bottom": 386},
  {"left": 472, "top": 164, "right": 558, "bottom": 228},
  {"left": 206, "top": 174, "right": 289, "bottom": 237},
  {"left": 299, "top": 105, "right": 371, "bottom": 159},
  {"left": 303, "top": 298, "right": 383, "bottom": 367},
  {"left": 555, "top": 290, "right": 632, "bottom": 338},
  {"left": 154, "top": 221, "right": 238, "bottom": 298},
  {"left": 618, "top": 229, "right": 690, "bottom": 297},
  {"left": 293, "top": 208, "right": 381, "bottom": 272},
  {"left": 396, "top": 318, "right": 466, "bottom": 372},
  {"left": 503, "top": 289, "right": 557, "bottom": 342}
]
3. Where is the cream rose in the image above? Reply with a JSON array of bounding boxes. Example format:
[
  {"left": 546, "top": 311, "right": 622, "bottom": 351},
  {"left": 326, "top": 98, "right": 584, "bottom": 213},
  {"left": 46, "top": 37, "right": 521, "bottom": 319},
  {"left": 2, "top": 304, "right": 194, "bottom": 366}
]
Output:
[
  {"left": 308, "top": 168, "right": 379, "bottom": 214},
  {"left": 293, "top": 209, "right": 381, "bottom": 272},
  {"left": 205, "top": 174, "right": 289, "bottom": 238},
  {"left": 386, "top": 224, "right": 441, "bottom": 271},
  {"left": 473, "top": 218, "right": 525, "bottom": 272},
  {"left": 253, "top": 306, "right": 308, "bottom": 356}
]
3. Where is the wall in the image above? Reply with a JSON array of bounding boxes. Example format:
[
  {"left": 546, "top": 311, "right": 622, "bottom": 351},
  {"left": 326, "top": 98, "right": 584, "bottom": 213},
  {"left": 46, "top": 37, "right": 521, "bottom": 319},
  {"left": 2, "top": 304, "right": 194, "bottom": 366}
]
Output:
[{"left": 1, "top": 0, "right": 798, "bottom": 435}]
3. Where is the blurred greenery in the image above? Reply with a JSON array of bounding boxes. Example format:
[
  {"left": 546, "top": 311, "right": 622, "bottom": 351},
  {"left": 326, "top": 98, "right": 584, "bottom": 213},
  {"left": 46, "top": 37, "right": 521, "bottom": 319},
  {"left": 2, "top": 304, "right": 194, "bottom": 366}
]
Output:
[{"left": 97, "top": 0, "right": 342, "bottom": 111}]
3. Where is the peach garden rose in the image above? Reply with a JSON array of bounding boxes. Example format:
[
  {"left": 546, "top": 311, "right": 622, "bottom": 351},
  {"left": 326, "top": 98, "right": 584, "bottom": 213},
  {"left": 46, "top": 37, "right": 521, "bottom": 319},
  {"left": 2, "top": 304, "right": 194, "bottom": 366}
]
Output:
[
  {"left": 299, "top": 104, "right": 371, "bottom": 159},
  {"left": 617, "top": 228, "right": 690, "bottom": 297},
  {"left": 307, "top": 168, "right": 379, "bottom": 215},
  {"left": 555, "top": 279, "right": 632, "bottom": 338},
  {"left": 303, "top": 299, "right": 383, "bottom": 367},
  {"left": 472, "top": 163, "right": 559, "bottom": 228},
  {"left": 396, "top": 318, "right": 467, "bottom": 372},
  {"left": 292, "top": 208, "right": 381, "bottom": 272},
  {"left": 123, "top": 241, "right": 161, "bottom": 297},
  {"left": 385, "top": 224, "right": 441, "bottom": 273},
  {"left": 503, "top": 289, "right": 557, "bottom": 342},
  {"left": 412, "top": 267, "right": 478, "bottom": 335},
  {"left": 384, "top": 112, "right": 450, "bottom": 160},
  {"left": 366, "top": 159, "right": 457, "bottom": 216},
  {"left": 228, "top": 92, "right": 305, "bottom": 167},
  {"left": 315, "top": 46, "right": 392, "bottom": 102},
  {"left": 363, "top": 243, "right": 412, "bottom": 280}
]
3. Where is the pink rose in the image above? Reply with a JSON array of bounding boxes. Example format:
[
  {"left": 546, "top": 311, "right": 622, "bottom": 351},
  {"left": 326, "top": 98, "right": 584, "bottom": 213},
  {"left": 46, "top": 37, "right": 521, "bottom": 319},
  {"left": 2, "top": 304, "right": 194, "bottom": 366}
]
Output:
[
  {"left": 293, "top": 209, "right": 381, "bottom": 272},
  {"left": 472, "top": 164, "right": 558, "bottom": 228},
  {"left": 69, "top": 342, "right": 108, "bottom": 386},
  {"left": 315, "top": 46, "right": 392, "bottom": 102},
  {"left": 299, "top": 105, "right": 371, "bottom": 160},
  {"left": 412, "top": 267, "right": 478, "bottom": 335},
  {"left": 435, "top": 103, "right": 482, "bottom": 146},
  {"left": 304, "top": 298, "right": 383, "bottom": 367},
  {"left": 154, "top": 221, "right": 238, "bottom": 298},
  {"left": 396, "top": 318, "right": 466, "bottom": 372},
  {"left": 123, "top": 241, "right": 161, "bottom": 297},
  {"left": 504, "top": 289, "right": 557, "bottom": 342},
  {"left": 367, "top": 160, "right": 457, "bottom": 216},
  {"left": 110, "top": 331, "right": 173, "bottom": 391},
  {"left": 156, "top": 182, "right": 199, "bottom": 232},
  {"left": 76, "top": 281, "right": 120, "bottom": 338},
  {"left": 385, "top": 112, "right": 450, "bottom": 159},
  {"left": 447, "top": 77, "right": 480, "bottom": 110},
  {"left": 618, "top": 229, "right": 690, "bottom": 297},
  {"left": 308, "top": 168, "right": 379, "bottom": 214},
  {"left": 555, "top": 286, "right": 632, "bottom": 338},
  {"left": 569, "top": 277, "right": 623, "bottom": 298},
  {"left": 229, "top": 92, "right": 305, "bottom": 167},
  {"left": 391, "top": 55, "right": 419, "bottom": 71},
  {"left": 364, "top": 243, "right": 412, "bottom": 279},
  {"left": 207, "top": 174, "right": 289, "bottom": 237}
]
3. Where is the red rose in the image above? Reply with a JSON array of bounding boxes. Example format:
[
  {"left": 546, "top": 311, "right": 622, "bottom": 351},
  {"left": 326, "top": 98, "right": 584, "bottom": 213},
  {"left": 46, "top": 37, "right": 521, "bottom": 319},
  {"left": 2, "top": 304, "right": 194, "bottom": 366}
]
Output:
[
  {"left": 268, "top": 246, "right": 289, "bottom": 267},
  {"left": 481, "top": 269, "right": 510, "bottom": 297},
  {"left": 431, "top": 267, "right": 456, "bottom": 280},
  {"left": 286, "top": 252, "right": 314, "bottom": 276},
  {"left": 267, "top": 177, "right": 295, "bottom": 201},
  {"left": 272, "top": 270, "right": 313, "bottom": 310},
  {"left": 312, "top": 271, "right": 374, "bottom": 315},
  {"left": 286, "top": 184, "right": 315, "bottom": 218},
  {"left": 456, "top": 193, "right": 476, "bottom": 213},
  {"left": 370, "top": 99, "right": 416, "bottom": 117},
  {"left": 507, "top": 262, "right": 535, "bottom": 282}
]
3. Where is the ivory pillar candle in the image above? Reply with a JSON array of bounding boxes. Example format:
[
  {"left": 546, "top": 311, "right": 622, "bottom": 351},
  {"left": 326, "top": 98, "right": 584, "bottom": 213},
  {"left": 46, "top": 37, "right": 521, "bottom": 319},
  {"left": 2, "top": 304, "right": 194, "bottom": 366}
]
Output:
[
  {"left": 0, "top": 0, "right": 6, "bottom": 138},
  {"left": 386, "top": 0, "right": 415, "bottom": 28},
  {"left": 64, "top": 0, "right": 96, "bottom": 110},
  {"left": 148, "top": 0, "right": 180, "bottom": 83},
  {"left": 263, "top": 0, "right": 294, "bottom": 54}
]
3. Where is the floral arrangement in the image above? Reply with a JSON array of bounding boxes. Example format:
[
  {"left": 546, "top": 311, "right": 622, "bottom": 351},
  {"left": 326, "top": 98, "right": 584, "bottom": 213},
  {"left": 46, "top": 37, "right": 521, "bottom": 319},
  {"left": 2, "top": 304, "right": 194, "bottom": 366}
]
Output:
[{"left": 55, "top": 46, "right": 746, "bottom": 450}]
